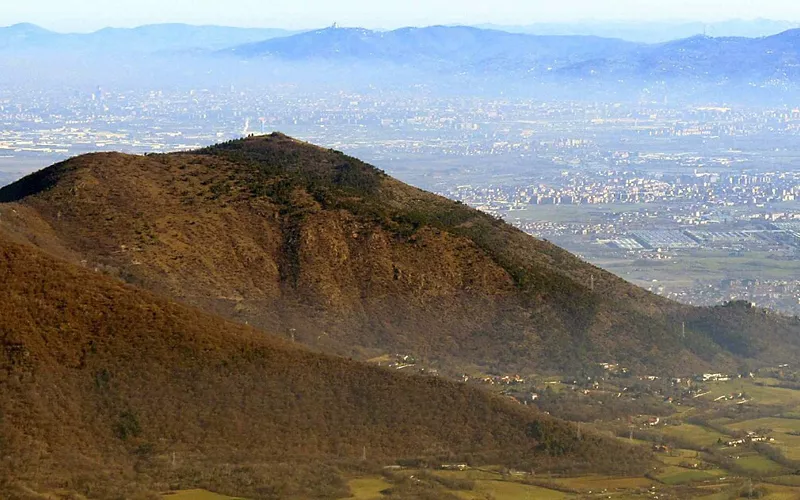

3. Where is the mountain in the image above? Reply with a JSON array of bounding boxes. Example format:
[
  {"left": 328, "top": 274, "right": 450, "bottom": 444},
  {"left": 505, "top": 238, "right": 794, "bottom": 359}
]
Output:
[
  {"left": 229, "top": 25, "right": 639, "bottom": 71},
  {"left": 0, "top": 227, "right": 648, "bottom": 498},
  {"left": 478, "top": 19, "right": 800, "bottom": 44},
  {"left": 0, "top": 23, "right": 59, "bottom": 49},
  {"left": 83, "top": 24, "right": 297, "bottom": 52},
  {"left": 3, "top": 133, "right": 800, "bottom": 376},
  {"left": 0, "top": 23, "right": 297, "bottom": 53},
  {"left": 4, "top": 23, "right": 800, "bottom": 99},
  {"left": 559, "top": 30, "right": 800, "bottom": 83},
  {"left": 222, "top": 25, "right": 800, "bottom": 97}
]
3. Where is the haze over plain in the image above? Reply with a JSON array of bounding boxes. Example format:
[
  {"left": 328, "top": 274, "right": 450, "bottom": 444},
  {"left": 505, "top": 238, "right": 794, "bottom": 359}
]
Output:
[{"left": 6, "top": 2, "right": 800, "bottom": 499}]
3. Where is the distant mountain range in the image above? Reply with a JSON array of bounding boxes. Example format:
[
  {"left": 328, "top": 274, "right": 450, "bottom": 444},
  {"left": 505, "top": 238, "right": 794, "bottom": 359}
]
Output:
[
  {"left": 229, "top": 25, "right": 637, "bottom": 69},
  {"left": 0, "top": 22, "right": 296, "bottom": 52},
  {"left": 559, "top": 30, "right": 800, "bottom": 83},
  {"left": 478, "top": 19, "right": 800, "bottom": 44},
  {"left": 224, "top": 25, "right": 800, "bottom": 94},
  {"left": 5, "top": 22, "right": 800, "bottom": 99}
]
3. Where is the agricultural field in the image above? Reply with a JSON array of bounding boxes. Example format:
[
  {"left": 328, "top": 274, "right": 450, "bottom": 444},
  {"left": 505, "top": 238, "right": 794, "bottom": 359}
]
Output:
[
  {"left": 661, "top": 423, "right": 729, "bottom": 447},
  {"left": 466, "top": 480, "right": 569, "bottom": 500},
  {"left": 729, "top": 417, "right": 800, "bottom": 434},
  {"left": 344, "top": 477, "right": 393, "bottom": 499},
  {"left": 702, "top": 379, "right": 800, "bottom": 406},
  {"left": 161, "top": 490, "right": 244, "bottom": 500},
  {"left": 728, "top": 417, "right": 800, "bottom": 460},
  {"left": 732, "top": 453, "right": 785, "bottom": 474},
  {"left": 654, "top": 465, "right": 726, "bottom": 485},
  {"left": 550, "top": 475, "right": 654, "bottom": 490}
]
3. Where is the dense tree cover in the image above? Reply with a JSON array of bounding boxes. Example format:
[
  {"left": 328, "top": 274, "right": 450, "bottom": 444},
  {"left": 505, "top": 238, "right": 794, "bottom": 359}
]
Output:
[
  {"left": 198, "top": 134, "right": 386, "bottom": 202},
  {"left": 4, "top": 133, "right": 800, "bottom": 378},
  {"left": 0, "top": 235, "right": 650, "bottom": 498},
  {"left": 532, "top": 386, "right": 673, "bottom": 423},
  {"left": 194, "top": 135, "right": 800, "bottom": 372}
]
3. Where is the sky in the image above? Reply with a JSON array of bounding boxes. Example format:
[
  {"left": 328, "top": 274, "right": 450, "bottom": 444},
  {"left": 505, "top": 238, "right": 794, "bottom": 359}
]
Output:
[{"left": 4, "top": 0, "right": 800, "bottom": 32}]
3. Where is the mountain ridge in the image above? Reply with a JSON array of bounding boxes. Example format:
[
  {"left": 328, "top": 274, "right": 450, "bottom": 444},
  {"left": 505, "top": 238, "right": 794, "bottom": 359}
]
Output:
[
  {"left": 3, "top": 133, "right": 800, "bottom": 376},
  {"left": 221, "top": 25, "right": 800, "bottom": 90},
  {"left": 0, "top": 22, "right": 297, "bottom": 52},
  {"left": 4, "top": 23, "right": 800, "bottom": 95},
  {"left": 477, "top": 19, "right": 800, "bottom": 43},
  {"left": 229, "top": 25, "right": 639, "bottom": 70}
]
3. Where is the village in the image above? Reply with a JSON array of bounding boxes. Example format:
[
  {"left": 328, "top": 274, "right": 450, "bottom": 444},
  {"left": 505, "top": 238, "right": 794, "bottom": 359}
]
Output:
[{"left": 350, "top": 355, "right": 800, "bottom": 498}]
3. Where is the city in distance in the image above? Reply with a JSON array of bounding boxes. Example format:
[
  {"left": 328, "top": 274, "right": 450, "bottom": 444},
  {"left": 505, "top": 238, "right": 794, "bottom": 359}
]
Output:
[{"left": 7, "top": 2, "right": 800, "bottom": 499}]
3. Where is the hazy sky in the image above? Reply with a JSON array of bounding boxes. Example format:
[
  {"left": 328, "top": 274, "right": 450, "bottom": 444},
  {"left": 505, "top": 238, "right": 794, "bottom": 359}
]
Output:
[{"left": 4, "top": 0, "right": 800, "bottom": 32}]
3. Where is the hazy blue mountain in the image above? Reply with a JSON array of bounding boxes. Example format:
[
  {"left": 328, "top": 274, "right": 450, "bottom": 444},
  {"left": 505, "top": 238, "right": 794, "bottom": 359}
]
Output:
[
  {"left": 84, "top": 24, "right": 298, "bottom": 52},
  {"left": 226, "top": 25, "right": 800, "bottom": 93},
  {"left": 0, "top": 23, "right": 297, "bottom": 52},
  {"left": 558, "top": 30, "right": 800, "bottom": 85},
  {"left": 5, "top": 22, "right": 800, "bottom": 102},
  {"left": 0, "top": 23, "right": 60, "bottom": 49},
  {"left": 479, "top": 19, "right": 800, "bottom": 44},
  {"left": 229, "top": 25, "right": 639, "bottom": 70}
]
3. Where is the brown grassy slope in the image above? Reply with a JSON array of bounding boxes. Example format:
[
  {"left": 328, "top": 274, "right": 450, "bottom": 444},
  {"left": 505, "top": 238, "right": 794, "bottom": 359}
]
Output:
[
  {"left": 0, "top": 232, "right": 649, "bottom": 499},
  {"left": 2, "top": 133, "right": 800, "bottom": 374}
]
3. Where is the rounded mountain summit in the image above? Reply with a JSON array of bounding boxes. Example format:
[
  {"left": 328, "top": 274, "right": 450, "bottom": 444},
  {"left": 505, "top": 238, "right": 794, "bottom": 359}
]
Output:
[{"left": 1, "top": 132, "right": 798, "bottom": 375}]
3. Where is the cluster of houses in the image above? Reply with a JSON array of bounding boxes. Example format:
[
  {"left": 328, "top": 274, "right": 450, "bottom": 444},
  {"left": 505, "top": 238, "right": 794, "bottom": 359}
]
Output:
[
  {"left": 695, "top": 373, "right": 734, "bottom": 382},
  {"left": 440, "top": 464, "right": 469, "bottom": 471},
  {"left": 725, "top": 431, "right": 775, "bottom": 447},
  {"left": 598, "top": 362, "right": 629, "bottom": 374},
  {"left": 375, "top": 353, "right": 440, "bottom": 377},
  {"left": 472, "top": 374, "right": 526, "bottom": 386},
  {"left": 504, "top": 391, "right": 540, "bottom": 405},
  {"left": 646, "top": 417, "right": 662, "bottom": 427},
  {"left": 631, "top": 415, "right": 665, "bottom": 428},
  {"left": 387, "top": 353, "right": 417, "bottom": 370},
  {"left": 713, "top": 392, "right": 749, "bottom": 404}
]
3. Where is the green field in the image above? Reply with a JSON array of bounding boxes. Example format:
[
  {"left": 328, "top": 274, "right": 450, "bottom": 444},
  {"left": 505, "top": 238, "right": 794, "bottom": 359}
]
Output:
[
  {"left": 655, "top": 466, "right": 727, "bottom": 485},
  {"left": 468, "top": 480, "right": 568, "bottom": 500},
  {"left": 729, "top": 417, "right": 800, "bottom": 434},
  {"left": 765, "top": 475, "right": 800, "bottom": 487},
  {"left": 659, "top": 452, "right": 702, "bottom": 467},
  {"left": 662, "top": 423, "right": 729, "bottom": 447},
  {"left": 162, "top": 490, "right": 243, "bottom": 500},
  {"left": 725, "top": 417, "right": 800, "bottom": 460},
  {"left": 552, "top": 474, "right": 654, "bottom": 491},
  {"left": 702, "top": 380, "right": 800, "bottom": 406},
  {"left": 760, "top": 485, "right": 800, "bottom": 500},
  {"left": 614, "top": 436, "right": 653, "bottom": 447},
  {"left": 433, "top": 469, "right": 506, "bottom": 481},
  {"left": 733, "top": 454, "right": 785, "bottom": 474},
  {"left": 597, "top": 251, "right": 800, "bottom": 291},
  {"left": 343, "top": 477, "right": 393, "bottom": 499},
  {"left": 695, "top": 483, "right": 800, "bottom": 500},
  {"left": 770, "top": 433, "right": 800, "bottom": 460}
]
